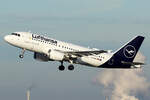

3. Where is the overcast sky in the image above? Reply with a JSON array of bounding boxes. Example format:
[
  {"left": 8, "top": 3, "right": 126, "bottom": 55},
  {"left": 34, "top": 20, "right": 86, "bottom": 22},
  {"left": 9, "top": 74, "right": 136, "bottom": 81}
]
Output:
[{"left": 0, "top": 0, "right": 150, "bottom": 100}]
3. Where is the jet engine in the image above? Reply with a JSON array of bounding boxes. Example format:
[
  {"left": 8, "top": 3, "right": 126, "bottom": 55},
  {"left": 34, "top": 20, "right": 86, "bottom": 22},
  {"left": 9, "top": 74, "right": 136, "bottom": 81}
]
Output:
[
  {"left": 47, "top": 50, "right": 65, "bottom": 61},
  {"left": 34, "top": 52, "right": 49, "bottom": 62}
]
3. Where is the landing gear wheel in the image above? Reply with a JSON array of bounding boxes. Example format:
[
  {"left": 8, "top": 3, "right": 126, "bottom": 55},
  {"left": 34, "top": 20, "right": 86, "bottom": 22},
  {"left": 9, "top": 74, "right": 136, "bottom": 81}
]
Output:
[
  {"left": 59, "top": 65, "right": 65, "bottom": 71},
  {"left": 68, "top": 65, "right": 74, "bottom": 71},
  {"left": 19, "top": 54, "right": 24, "bottom": 58}
]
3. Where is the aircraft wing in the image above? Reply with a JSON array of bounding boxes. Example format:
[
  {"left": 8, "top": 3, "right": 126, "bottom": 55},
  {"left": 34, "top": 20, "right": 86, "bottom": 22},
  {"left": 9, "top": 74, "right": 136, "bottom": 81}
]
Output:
[{"left": 56, "top": 50, "right": 107, "bottom": 57}]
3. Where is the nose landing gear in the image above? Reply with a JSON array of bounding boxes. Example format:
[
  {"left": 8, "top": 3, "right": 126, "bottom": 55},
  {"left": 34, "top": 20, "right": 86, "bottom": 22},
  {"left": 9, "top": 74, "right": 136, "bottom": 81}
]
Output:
[
  {"left": 19, "top": 49, "right": 25, "bottom": 58},
  {"left": 19, "top": 54, "right": 24, "bottom": 58}
]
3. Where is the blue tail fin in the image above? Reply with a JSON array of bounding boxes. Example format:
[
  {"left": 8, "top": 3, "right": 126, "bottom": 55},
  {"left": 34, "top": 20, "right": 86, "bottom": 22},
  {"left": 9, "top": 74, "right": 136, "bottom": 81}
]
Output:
[
  {"left": 113, "top": 36, "right": 145, "bottom": 63},
  {"left": 101, "top": 36, "right": 145, "bottom": 68}
]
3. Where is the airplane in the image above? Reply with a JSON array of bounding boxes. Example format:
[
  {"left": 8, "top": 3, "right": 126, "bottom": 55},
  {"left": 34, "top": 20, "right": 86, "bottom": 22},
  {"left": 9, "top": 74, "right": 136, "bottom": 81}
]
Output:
[{"left": 4, "top": 32, "right": 145, "bottom": 71}]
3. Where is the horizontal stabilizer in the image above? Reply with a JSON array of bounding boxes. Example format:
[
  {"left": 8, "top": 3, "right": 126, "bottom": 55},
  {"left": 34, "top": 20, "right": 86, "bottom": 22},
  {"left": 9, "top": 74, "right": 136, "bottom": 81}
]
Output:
[{"left": 121, "top": 61, "right": 145, "bottom": 65}]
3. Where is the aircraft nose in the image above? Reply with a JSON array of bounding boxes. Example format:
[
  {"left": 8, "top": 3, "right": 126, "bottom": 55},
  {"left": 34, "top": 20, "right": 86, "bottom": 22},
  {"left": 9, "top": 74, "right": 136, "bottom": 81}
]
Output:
[{"left": 4, "top": 35, "right": 9, "bottom": 42}]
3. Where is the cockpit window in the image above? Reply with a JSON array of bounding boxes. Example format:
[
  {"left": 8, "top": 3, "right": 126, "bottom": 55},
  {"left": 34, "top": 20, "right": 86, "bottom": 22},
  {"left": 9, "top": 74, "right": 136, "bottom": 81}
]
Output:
[{"left": 11, "top": 33, "right": 20, "bottom": 37}]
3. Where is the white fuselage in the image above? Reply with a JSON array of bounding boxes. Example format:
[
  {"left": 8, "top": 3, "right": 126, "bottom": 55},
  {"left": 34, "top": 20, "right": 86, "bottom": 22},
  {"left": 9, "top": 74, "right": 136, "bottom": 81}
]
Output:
[{"left": 4, "top": 32, "right": 113, "bottom": 67}]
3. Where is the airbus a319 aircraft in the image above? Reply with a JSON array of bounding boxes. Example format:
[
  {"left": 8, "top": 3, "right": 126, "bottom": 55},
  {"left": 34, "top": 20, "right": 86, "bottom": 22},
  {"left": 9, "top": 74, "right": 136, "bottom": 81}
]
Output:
[{"left": 4, "top": 32, "right": 145, "bottom": 71}]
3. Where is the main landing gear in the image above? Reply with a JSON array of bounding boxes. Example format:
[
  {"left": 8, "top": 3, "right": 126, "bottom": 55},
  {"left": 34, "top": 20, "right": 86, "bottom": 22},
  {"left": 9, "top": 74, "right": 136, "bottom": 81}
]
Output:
[
  {"left": 19, "top": 48, "right": 25, "bottom": 58},
  {"left": 68, "top": 64, "right": 74, "bottom": 70},
  {"left": 59, "top": 62, "right": 65, "bottom": 71},
  {"left": 58, "top": 61, "right": 74, "bottom": 71}
]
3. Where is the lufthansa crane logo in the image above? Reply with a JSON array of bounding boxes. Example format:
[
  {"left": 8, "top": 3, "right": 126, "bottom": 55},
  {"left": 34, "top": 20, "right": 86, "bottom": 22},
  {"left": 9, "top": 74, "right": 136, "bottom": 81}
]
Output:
[{"left": 124, "top": 45, "right": 136, "bottom": 58}]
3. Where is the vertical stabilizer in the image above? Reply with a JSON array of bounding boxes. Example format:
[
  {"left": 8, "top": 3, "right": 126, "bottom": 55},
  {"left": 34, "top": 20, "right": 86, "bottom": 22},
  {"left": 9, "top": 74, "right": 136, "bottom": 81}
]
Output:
[
  {"left": 113, "top": 36, "right": 145, "bottom": 63},
  {"left": 101, "top": 36, "right": 145, "bottom": 68}
]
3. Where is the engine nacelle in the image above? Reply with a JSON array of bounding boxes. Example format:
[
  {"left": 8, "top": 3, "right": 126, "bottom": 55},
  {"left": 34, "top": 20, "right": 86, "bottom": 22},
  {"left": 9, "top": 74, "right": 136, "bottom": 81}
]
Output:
[
  {"left": 47, "top": 50, "right": 65, "bottom": 61},
  {"left": 34, "top": 52, "right": 49, "bottom": 62}
]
